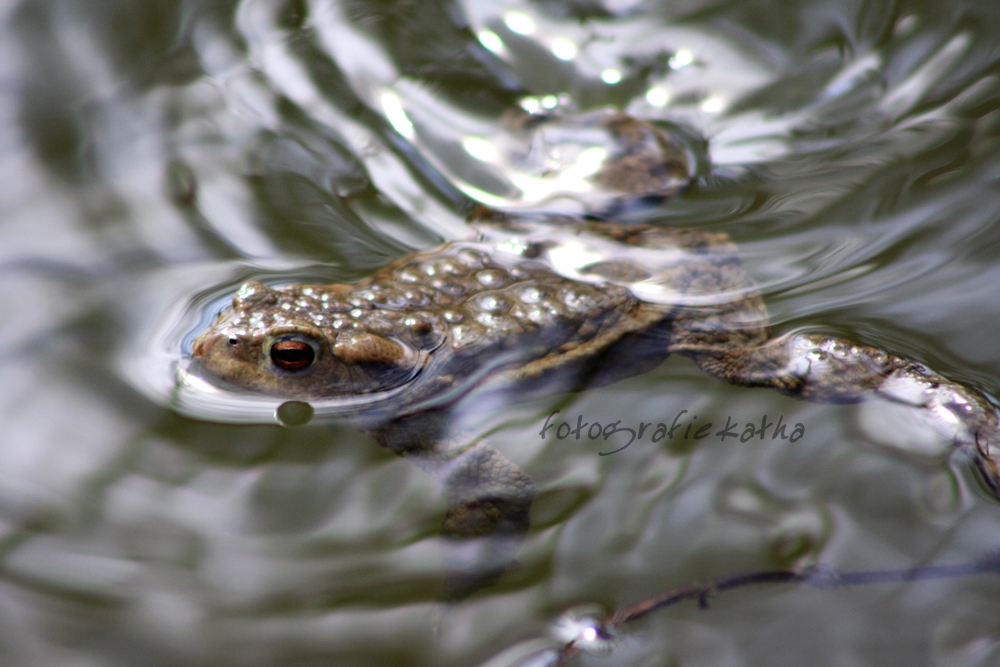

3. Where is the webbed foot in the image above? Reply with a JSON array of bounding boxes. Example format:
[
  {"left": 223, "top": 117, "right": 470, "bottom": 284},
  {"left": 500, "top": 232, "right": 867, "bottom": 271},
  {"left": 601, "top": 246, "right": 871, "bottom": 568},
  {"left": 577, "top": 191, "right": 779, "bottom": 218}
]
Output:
[{"left": 683, "top": 333, "right": 1000, "bottom": 500}]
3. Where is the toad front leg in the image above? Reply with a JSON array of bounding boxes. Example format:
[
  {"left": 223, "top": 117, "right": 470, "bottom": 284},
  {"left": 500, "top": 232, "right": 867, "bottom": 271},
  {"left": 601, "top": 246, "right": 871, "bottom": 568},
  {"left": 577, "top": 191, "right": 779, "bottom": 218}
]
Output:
[{"left": 369, "top": 413, "right": 535, "bottom": 601}]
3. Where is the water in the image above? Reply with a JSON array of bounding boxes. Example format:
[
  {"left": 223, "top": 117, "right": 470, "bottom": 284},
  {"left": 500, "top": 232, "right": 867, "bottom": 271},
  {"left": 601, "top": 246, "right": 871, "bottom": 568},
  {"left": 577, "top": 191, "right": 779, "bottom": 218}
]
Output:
[{"left": 3, "top": 0, "right": 1000, "bottom": 665}]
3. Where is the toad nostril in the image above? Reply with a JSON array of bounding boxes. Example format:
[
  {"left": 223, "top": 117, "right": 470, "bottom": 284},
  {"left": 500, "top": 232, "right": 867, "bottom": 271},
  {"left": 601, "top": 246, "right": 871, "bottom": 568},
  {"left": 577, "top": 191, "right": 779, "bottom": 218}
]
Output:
[{"left": 192, "top": 334, "right": 224, "bottom": 358}]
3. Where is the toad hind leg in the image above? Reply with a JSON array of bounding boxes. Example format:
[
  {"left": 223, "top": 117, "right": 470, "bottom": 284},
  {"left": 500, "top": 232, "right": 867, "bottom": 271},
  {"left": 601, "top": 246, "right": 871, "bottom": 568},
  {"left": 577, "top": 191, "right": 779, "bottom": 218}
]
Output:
[
  {"left": 639, "top": 226, "right": 1000, "bottom": 499},
  {"left": 671, "top": 316, "right": 1000, "bottom": 500}
]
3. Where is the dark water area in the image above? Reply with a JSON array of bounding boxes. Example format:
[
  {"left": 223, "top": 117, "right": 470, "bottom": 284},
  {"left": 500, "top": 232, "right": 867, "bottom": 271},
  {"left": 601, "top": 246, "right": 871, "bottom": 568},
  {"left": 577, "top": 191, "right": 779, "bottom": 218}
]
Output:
[{"left": 4, "top": 0, "right": 1000, "bottom": 665}]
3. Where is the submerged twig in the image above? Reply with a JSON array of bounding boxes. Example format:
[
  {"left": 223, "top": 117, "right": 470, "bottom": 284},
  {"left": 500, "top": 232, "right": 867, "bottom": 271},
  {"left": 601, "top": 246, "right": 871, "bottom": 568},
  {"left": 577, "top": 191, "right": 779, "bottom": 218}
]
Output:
[{"left": 547, "top": 550, "right": 1000, "bottom": 665}]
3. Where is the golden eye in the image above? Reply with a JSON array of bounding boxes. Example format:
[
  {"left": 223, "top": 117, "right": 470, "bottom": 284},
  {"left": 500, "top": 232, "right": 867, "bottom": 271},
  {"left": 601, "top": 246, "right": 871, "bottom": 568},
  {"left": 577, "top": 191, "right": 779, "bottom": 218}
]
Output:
[{"left": 270, "top": 339, "right": 315, "bottom": 371}]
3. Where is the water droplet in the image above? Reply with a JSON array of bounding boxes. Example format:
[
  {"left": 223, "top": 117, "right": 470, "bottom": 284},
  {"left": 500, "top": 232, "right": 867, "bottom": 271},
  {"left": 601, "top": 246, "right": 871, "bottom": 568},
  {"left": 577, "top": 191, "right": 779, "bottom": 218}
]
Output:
[
  {"left": 276, "top": 401, "right": 313, "bottom": 427},
  {"left": 520, "top": 286, "right": 544, "bottom": 303},
  {"left": 478, "top": 294, "right": 508, "bottom": 312},
  {"left": 476, "top": 269, "right": 507, "bottom": 286}
]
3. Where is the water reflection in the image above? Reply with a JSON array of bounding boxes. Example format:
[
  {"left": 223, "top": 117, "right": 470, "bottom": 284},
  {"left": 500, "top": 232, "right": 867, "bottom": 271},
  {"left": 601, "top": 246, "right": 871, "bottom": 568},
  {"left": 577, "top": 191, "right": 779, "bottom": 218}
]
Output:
[{"left": 4, "top": 0, "right": 1000, "bottom": 665}]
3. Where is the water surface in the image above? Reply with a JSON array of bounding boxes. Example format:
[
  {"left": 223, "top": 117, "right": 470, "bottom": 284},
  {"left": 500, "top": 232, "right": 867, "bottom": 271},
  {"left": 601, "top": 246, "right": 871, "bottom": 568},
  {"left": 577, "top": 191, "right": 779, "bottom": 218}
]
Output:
[{"left": 3, "top": 0, "right": 1000, "bottom": 665}]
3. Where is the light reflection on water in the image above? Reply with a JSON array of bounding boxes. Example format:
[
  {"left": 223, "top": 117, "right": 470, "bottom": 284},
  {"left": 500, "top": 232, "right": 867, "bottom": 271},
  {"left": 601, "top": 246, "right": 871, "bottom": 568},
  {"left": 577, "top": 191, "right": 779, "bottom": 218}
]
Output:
[{"left": 3, "top": 0, "right": 1000, "bottom": 665}]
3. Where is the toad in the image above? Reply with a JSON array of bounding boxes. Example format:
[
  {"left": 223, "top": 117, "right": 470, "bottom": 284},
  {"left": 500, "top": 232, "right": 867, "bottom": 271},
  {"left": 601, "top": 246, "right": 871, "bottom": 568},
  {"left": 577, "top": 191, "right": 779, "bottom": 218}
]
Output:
[{"left": 191, "top": 111, "right": 1000, "bottom": 599}]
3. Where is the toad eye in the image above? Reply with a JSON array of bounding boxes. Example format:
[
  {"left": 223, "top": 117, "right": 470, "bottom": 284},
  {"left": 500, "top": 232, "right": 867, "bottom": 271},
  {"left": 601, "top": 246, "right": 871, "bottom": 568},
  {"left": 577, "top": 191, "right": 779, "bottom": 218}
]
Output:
[{"left": 270, "top": 339, "right": 316, "bottom": 372}]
